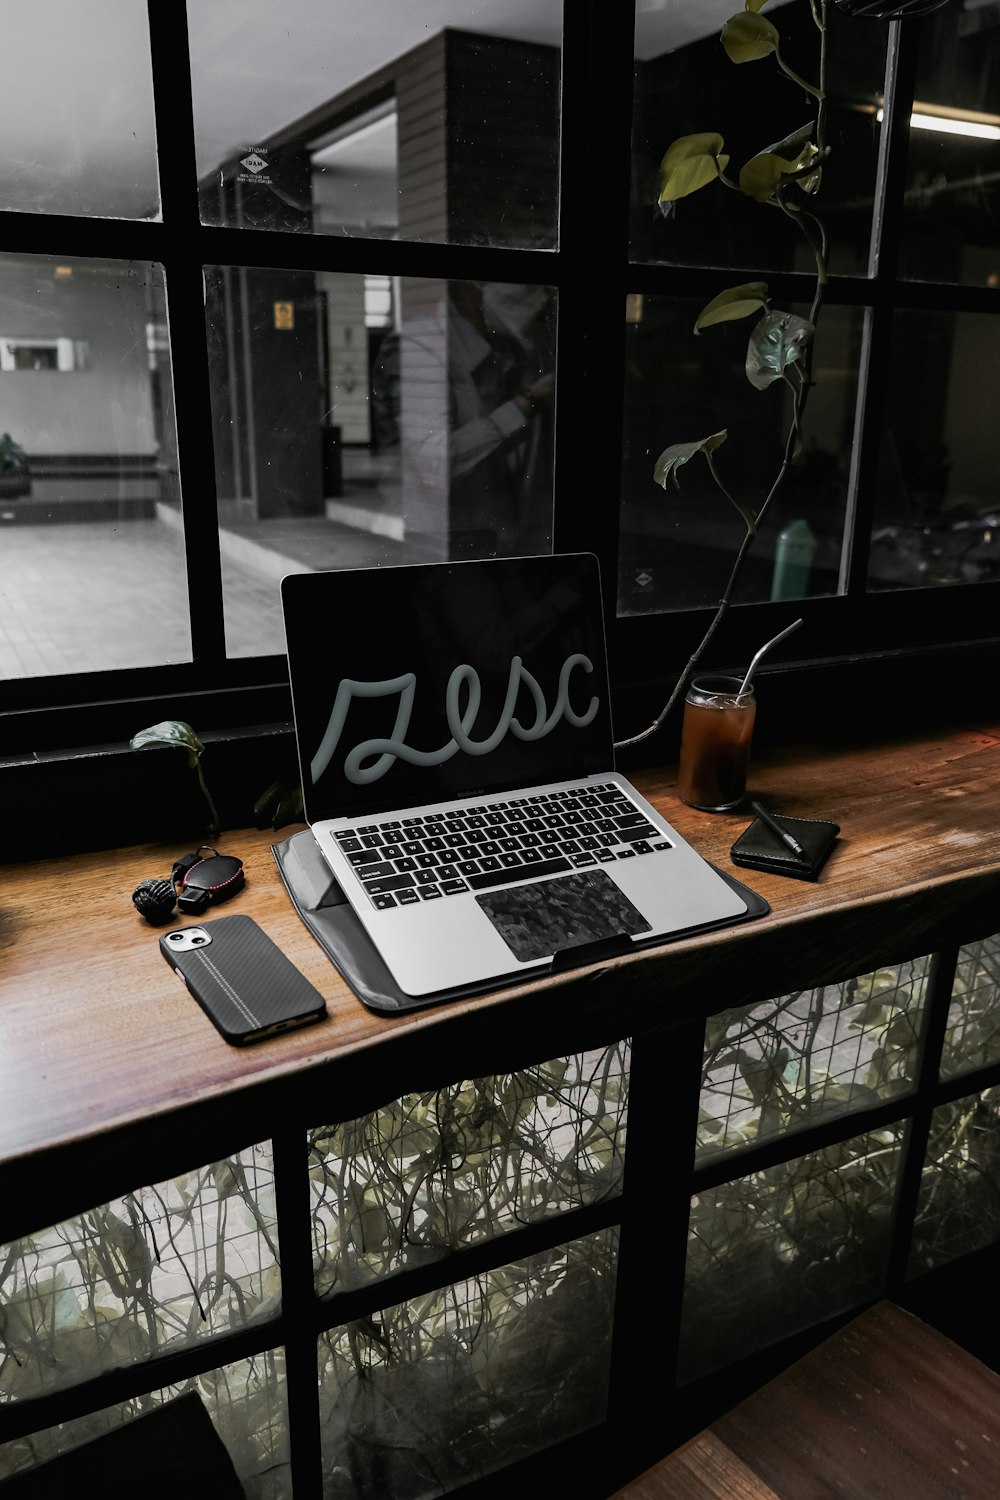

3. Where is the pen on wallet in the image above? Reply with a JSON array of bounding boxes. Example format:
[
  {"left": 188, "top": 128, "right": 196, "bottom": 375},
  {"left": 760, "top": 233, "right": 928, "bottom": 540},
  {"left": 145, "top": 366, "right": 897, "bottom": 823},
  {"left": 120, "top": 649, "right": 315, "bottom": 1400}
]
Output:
[{"left": 750, "top": 801, "right": 806, "bottom": 858}]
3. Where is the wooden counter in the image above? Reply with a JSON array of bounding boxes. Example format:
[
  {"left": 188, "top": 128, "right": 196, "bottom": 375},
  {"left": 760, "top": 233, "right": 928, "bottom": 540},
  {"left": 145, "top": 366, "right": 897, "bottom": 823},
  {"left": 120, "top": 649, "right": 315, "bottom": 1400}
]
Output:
[
  {"left": 2, "top": 724, "right": 999, "bottom": 1240},
  {"left": 3, "top": 724, "right": 1000, "bottom": 1497}
]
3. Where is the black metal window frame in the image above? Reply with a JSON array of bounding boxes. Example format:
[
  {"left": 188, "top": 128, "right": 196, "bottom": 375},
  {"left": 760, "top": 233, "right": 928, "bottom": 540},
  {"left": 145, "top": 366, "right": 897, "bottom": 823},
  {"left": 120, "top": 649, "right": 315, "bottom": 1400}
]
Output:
[{"left": 1, "top": 2, "right": 997, "bottom": 764}]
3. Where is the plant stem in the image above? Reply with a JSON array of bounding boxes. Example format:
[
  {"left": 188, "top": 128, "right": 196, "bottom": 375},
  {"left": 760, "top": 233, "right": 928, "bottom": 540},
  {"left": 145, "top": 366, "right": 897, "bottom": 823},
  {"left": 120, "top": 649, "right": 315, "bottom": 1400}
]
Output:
[{"left": 617, "top": 3, "right": 830, "bottom": 753}]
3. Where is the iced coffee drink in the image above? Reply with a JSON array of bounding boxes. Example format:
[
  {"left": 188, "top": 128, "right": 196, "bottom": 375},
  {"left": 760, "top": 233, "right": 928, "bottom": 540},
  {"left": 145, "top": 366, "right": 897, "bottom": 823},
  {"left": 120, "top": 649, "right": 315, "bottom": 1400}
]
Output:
[{"left": 677, "top": 675, "right": 756, "bottom": 812}]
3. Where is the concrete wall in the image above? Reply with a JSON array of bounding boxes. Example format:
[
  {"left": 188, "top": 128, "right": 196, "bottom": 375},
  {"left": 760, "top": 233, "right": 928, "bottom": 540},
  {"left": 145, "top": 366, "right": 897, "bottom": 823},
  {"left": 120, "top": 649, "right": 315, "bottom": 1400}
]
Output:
[{"left": 0, "top": 258, "right": 157, "bottom": 457}]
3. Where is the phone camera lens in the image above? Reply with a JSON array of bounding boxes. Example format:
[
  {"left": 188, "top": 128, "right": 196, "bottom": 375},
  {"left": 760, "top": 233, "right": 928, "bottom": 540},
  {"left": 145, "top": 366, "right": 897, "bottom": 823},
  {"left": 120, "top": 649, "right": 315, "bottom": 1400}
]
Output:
[
  {"left": 192, "top": 935, "right": 206, "bottom": 944},
  {"left": 167, "top": 933, "right": 182, "bottom": 942}
]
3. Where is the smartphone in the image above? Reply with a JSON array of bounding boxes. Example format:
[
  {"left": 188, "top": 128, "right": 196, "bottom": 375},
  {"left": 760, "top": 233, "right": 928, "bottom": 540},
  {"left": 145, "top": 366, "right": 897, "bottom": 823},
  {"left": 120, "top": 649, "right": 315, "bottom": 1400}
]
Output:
[{"left": 160, "top": 914, "right": 327, "bottom": 1045}]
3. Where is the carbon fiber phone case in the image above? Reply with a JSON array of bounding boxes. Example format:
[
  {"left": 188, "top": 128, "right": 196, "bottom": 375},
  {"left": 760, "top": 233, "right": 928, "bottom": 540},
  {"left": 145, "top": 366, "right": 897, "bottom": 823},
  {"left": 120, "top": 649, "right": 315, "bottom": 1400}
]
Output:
[{"left": 160, "top": 913, "right": 327, "bottom": 1045}]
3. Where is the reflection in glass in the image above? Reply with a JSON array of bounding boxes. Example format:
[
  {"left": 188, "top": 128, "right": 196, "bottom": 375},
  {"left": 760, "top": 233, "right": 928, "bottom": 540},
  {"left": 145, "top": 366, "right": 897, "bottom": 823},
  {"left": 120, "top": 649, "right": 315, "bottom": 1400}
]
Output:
[
  {"left": 310, "top": 1045, "right": 629, "bottom": 1298},
  {"left": 0, "top": 0, "right": 158, "bottom": 220},
  {"left": 681, "top": 1125, "right": 905, "bottom": 1382},
  {"left": 941, "top": 935, "right": 1000, "bottom": 1081},
  {"left": 900, "top": 8, "right": 1000, "bottom": 285},
  {"left": 698, "top": 959, "right": 928, "bottom": 1159},
  {"left": 909, "top": 1085, "right": 1000, "bottom": 1277},
  {"left": 0, "top": 1350, "right": 290, "bottom": 1499},
  {"left": 631, "top": 0, "right": 886, "bottom": 276},
  {"left": 619, "top": 295, "right": 858, "bottom": 616},
  {"left": 317, "top": 1231, "right": 618, "bottom": 1498},
  {"left": 868, "top": 309, "right": 1000, "bottom": 591},
  {"left": 205, "top": 269, "right": 556, "bottom": 657},
  {"left": 0, "top": 255, "right": 188, "bottom": 678},
  {"left": 189, "top": 1, "right": 561, "bottom": 248}
]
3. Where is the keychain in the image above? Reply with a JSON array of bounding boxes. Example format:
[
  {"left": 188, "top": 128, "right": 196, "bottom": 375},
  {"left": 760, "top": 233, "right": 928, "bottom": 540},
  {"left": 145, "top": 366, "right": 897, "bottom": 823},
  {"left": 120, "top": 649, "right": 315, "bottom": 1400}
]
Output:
[{"left": 132, "top": 845, "right": 245, "bottom": 925}]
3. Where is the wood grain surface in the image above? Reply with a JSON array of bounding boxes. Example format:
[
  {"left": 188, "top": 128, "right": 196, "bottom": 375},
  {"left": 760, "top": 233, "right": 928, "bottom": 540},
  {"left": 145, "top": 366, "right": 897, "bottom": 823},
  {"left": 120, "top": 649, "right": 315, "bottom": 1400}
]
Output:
[
  {"left": 2, "top": 726, "right": 999, "bottom": 1233},
  {"left": 612, "top": 1302, "right": 1000, "bottom": 1499}
]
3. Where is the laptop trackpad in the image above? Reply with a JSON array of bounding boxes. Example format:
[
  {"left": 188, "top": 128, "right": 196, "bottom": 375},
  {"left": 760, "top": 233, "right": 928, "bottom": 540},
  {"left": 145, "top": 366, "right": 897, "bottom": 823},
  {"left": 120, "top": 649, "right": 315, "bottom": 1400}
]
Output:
[{"left": 475, "top": 870, "right": 652, "bottom": 964}]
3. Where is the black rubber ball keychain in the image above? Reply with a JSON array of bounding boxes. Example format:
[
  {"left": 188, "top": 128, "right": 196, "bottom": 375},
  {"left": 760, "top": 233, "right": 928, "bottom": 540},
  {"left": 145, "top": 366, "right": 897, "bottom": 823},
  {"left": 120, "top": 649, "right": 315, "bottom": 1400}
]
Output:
[{"left": 132, "top": 845, "right": 245, "bottom": 924}]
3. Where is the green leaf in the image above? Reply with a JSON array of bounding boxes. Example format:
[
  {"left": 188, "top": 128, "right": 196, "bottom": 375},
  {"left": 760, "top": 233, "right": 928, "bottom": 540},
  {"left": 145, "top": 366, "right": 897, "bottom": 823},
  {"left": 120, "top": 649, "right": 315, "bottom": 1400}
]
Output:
[
  {"left": 658, "top": 132, "right": 730, "bottom": 204},
  {"left": 721, "top": 12, "right": 779, "bottom": 63},
  {"left": 739, "top": 153, "right": 788, "bottom": 202},
  {"left": 696, "top": 282, "right": 770, "bottom": 331},
  {"left": 653, "top": 430, "right": 728, "bottom": 489},
  {"left": 744, "top": 0, "right": 770, "bottom": 9},
  {"left": 129, "top": 719, "right": 204, "bottom": 771},
  {"left": 745, "top": 310, "right": 813, "bottom": 390}
]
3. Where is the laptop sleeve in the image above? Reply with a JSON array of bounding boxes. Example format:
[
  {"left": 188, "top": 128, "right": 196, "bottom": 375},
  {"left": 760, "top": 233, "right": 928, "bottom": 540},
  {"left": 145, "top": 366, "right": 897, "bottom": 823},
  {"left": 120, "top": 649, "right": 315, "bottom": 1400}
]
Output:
[{"left": 272, "top": 829, "right": 769, "bottom": 1015}]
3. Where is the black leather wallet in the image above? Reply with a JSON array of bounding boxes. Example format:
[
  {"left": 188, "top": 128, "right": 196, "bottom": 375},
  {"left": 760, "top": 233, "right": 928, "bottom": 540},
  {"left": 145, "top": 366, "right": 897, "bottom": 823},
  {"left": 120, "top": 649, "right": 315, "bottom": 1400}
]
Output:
[{"left": 730, "top": 812, "right": 840, "bottom": 882}]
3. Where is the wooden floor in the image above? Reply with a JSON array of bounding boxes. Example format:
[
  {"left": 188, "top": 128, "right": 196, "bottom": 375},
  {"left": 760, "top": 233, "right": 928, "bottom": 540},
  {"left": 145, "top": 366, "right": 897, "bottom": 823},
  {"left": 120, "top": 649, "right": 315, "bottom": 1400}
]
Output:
[{"left": 612, "top": 1303, "right": 1000, "bottom": 1500}]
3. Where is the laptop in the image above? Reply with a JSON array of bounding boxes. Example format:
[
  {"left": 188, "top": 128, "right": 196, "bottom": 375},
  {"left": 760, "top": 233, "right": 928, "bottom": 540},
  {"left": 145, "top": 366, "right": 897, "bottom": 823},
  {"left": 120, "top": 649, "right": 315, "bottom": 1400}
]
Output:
[{"left": 282, "top": 553, "right": 749, "bottom": 997}]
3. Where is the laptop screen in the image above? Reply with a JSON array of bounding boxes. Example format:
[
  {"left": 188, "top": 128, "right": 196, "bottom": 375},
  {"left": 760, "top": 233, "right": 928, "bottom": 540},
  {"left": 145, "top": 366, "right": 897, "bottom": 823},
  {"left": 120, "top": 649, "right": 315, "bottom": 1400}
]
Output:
[{"left": 282, "top": 554, "right": 615, "bottom": 823}]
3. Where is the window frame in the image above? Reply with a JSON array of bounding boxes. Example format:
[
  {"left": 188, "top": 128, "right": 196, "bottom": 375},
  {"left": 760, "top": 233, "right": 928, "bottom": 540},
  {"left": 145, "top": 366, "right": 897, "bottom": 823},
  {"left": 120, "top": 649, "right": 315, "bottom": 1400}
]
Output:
[{"left": 0, "top": 2, "right": 997, "bottom": 790}]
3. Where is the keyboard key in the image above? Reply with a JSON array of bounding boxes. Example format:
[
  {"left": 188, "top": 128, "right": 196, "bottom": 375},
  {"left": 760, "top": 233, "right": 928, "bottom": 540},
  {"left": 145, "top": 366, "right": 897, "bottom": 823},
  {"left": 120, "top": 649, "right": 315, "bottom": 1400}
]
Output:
[
  {"left": 361, "top": 834, "right": 383, "bottom": 848},
  {"left": 619, "top": 823, "right": 657, "bottom": 842},
  {"left": 500, "top": 853, "right": 524, "bottom": 868},
  {"left": 441, "top": 878, "right": 469, "bottom": 894},
  {"left": 478, "top": 855, "right": 501, "bottom": 872},
  {"left": 357, "top": 861, "right": 397, "bottom": 880},
  {"left": 478, "top": 839, "right": 500, "bottom": 856},
  {"left": 465, "top": 856, "right": 571, "bottom": 890},
  {"left": 423, "top": 836, "right": 445, "bottom": 851},
  {"left": 382, "top": 820, "right": 402, "bottom": 830},
  {"left": 348, "top": 849, "right": 384, "bottom": 867},
  {"left": 396, "top": 856, "right": 417, "bottom": 871},
  {"left": 465, "top": 814, "right": 486, "bottom": 829},
  {"left": 338, "top": 838, "right": 362, "bottom": 853},
  {"left": 570, "top": 853, "right": 596, "bottom": 867},
  {"left": 632, "top": 840, "right": 652, "bottom": 854},
  {"left": 520, "top": 832, "right": 541, "bottom": 848},
  {"left": 596, "top": 851, "right": 617, "bottom": 863},
  {"left": 382, "top": 844, "right": 403, "bottom": 860},
  {"left": 561, "top": 839, "right": 580, "bottom": 854},
  {"left": 614, "top": 811, "right": 653, "bottom": 830},
  {"left": 357, "top": 825, "right": 378, "bottom": 834},
  {"left": 401, "top": 817, "right": 423, "bottom": 827},
  {"left": 398, "top": 889, "right": 420, "bottom": 905},
  {"left": 499, "top": 837, "right": 520, "bottom": 852},
  {"left": 616, "top": 847, "right": 637, "bottom": 859},
  {"left": 539, "top": 843, "right": 561, "bottom": 860},
  {"left": 371, "top": 892, "right": 397, "bottom": 909},
  {"left": 443, "top": 833, "right": 467, "bottom": 848},
  {"left": 651, "top": 841, "right": 673, "bottom": 851},
  {"left": 522, "top": 849, "right": 543, "bottom": 864},
  {"left": 419, "top": 886, "right": 442, "bottom": 899},
  {"left": 334, "top": 829, "right": 358, "bottom": 841},
  {"left": 577, "top": 835, "right": 600, "bottom": 850},
  {"left": 457, "top": 859, "right": 480, "bottom": 876},
  {"left": 485, "top": 812, "right": 506, "bottom": 826},
  {"left": 416, "top": 853, "right": 439, "bottom": 868},
  {"left": 365, "top": 872, "right": 417, "bottom": 894},
  {"left": 401, "top": 840, "right": 423, "bottom": 856},
  {"left": 415, "top": 868, "right": 439, "bottom": 884}
]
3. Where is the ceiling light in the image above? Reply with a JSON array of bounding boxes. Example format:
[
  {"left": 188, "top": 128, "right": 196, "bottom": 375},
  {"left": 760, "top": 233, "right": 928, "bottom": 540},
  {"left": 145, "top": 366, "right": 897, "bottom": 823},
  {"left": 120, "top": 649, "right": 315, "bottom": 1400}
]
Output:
[{"left": 875, "top": 107, "right": 1000, "bottom": 141}]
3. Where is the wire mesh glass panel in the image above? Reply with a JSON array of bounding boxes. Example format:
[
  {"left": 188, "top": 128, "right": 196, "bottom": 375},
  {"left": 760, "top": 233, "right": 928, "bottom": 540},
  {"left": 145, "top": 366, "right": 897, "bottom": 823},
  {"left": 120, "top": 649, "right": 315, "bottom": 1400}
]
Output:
[
  {"left": 317, "top": 1229, "right": 618, "bottom": 1498},
  {"left": 0, "top": 1349, "right": 289, "bottom": 1500},
  {"left": 0, "top": 1145, "right": 278, "bottom": 1401},
  {"left": 680, "top": 1124, "right": 905, "bottom": 1383},
  {"left": 940, "top": 935, "right": 1000, "bottom": 1080},
  {"left": 908, "top": 1084, "right": 1000, "bottom": 1277},
  {"left": 697, "top": 960, "right": 929, "bottom": 1158},
  {"left": 310, "top": 1045, "right": 628, "bottom": 1298}
]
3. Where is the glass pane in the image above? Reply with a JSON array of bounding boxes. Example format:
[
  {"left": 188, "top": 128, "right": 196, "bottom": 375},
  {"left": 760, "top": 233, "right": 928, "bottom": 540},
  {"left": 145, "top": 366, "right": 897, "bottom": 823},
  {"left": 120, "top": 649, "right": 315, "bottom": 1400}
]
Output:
[
  {"left": 619, "top": 295, "right": 858, "bottom": 615},
  {"left": 189, "top": 1, "right": 561, "bottom": 248},
  {"left": 681, "top": 1125, "right": 905, "bottom": 1382},
  {"left": 698, "top": 959, "right": 929, "bottom": 1159},
  {"left": 631, "top": 0, "right": 886, "bottom": 276},
  {"left": 909, "top": 1084, "right": 1000, "bottom": 1277},
  {"left": 206, "top": 269, "right": 556, "bottom": 657},
  {"left": 317, "top": 1229, "right": 618, "bottom": 1498},
  {"left": 899, "top": 6, "right": 1000, "bottom": 285},
  {"left": 0, "top": 1146, "right": 278, "bottom": 1402},
  {"left": 310, "top": 1045, "right": 628, "bottom": 1298},
  {"left": 867, "top": 309, "right": 1000, "bottom": 591},
  {"left": 0, "top": 254, "right": 188, "bottom": 677},
  {"left": 0, "top": 1350, "right": 289, "bottom": 1500},
  {"left": 941, "top": 934, "right": 1000, "bottom": 1080},
  {"left": 0, "top": 0, "right": 158, "bottom": 220}
]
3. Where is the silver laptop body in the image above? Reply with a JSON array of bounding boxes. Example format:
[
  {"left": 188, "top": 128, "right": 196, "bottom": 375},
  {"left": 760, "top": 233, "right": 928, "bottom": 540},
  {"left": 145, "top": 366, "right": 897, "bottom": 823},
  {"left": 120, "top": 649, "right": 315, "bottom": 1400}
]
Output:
[{"left": 283, "top": 554, "right": 747, "bottom": 997}]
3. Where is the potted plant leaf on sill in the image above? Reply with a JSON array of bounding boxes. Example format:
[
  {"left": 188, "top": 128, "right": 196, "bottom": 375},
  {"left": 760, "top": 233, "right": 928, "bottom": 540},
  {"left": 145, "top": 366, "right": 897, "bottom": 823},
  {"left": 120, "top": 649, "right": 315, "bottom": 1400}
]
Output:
[
  {"left": 620, "top": 0, "right": 833, "bottom": 748},
  {"left": 0, "top": 433, "right": 31, "bottom": 500}
]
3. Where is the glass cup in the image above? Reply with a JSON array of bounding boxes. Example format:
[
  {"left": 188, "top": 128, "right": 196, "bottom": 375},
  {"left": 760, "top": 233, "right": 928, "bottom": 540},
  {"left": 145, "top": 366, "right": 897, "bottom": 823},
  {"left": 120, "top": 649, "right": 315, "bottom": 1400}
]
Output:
[{"left": 677, "top": 675, "right": 756, "bottom": 812}]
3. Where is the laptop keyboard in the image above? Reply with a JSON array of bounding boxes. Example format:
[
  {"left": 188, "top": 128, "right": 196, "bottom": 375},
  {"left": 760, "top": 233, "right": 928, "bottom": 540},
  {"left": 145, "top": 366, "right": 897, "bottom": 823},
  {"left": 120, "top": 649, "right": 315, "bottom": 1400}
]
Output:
[{"left": 333, "top": 783, "right": 673, "bottom": 910}]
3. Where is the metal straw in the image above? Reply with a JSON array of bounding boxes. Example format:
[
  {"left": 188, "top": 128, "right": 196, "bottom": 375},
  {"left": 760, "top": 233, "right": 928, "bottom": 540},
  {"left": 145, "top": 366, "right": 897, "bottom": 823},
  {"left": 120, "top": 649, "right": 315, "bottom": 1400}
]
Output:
[{"left": 737, "top": 618, "right": 803, "bottom": 699}]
